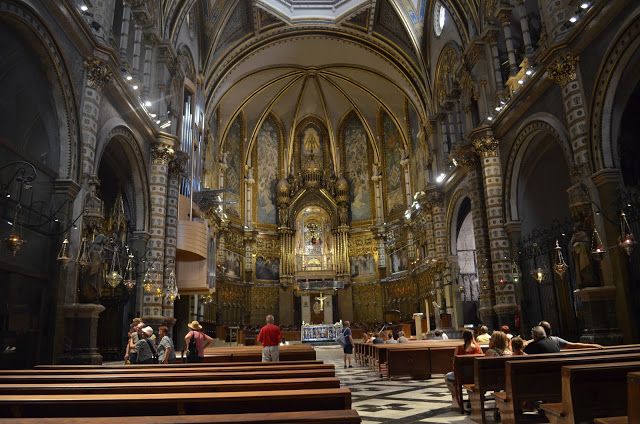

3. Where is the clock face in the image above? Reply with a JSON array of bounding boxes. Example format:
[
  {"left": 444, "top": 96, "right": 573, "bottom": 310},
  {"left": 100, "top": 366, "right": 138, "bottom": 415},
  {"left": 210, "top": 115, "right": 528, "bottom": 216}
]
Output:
[{"left": 434, "top": 2, "right": 446, "bottom": 37}]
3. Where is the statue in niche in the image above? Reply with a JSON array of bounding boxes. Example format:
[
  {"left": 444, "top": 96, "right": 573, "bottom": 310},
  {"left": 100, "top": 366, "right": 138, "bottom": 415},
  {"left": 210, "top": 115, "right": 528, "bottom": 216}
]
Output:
[
  {"left": 79, "top": 234, "right": 106, "bottom": 303},
  {"left": 339, "top": 206, "right": 349, "bottom": 226},
  {"left": 278, "top": 206, "right": 288, "bottom": 227},
  {"left": 570, "top": 223, "right": 598, "bottom": 288}
]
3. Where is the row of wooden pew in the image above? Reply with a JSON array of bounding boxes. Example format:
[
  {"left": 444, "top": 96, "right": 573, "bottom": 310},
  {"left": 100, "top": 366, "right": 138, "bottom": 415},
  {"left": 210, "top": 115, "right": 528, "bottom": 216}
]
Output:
[
  {"left": 0, "top": 347, "right": 361, "bottom": 423},
  {"left": 175, "top": 343, "right": 317, "bottom": 363}
]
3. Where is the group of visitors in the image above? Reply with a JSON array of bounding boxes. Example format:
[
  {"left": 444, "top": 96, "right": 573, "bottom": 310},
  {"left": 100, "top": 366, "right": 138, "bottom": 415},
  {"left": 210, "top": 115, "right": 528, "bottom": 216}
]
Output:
[
  {"left": 361, "top": 330, "right": 410, "bottom": 345},
  {"left": 124, "top": 318, "right": 177, "bottom": 364}
]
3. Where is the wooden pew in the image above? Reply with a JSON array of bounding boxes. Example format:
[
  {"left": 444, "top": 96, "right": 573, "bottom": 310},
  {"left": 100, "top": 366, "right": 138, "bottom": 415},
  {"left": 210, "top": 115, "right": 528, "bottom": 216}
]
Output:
[
  {"left": 188, "top": 345, "right": 317, "bottom": 362},
  {"left": 0, "top": 363, "right": 334, "bottom": 375},
  {"left": 0, "top": 368, "right": 335, "bottom": 384},
  {"left": 34, "top": 360, "right": 323, "bottom": 370},
  {"left": 445, "top": 354, "right": 485, "bottom": 412},
  {"left": 539, "top": 361, "right": 640, "bottom": 424},
  {"left": 466, "top": 345, "right": 640, "bottom": 424},
  {"left": 0, "top": 377, "right": 341, "bottom": 395},
  {"left": 494, "top": 353, "right": 640, "bottom": 424},
  {"left": 0, "top": 409, "right": 361, "bottom": 423},
  {"left": 0, "top": 388, "right": 352, "bottom": 418},
  {"left": 594, "top": 371, "right": 640, "bottom": 424},
  {"left": 386, "top": 349, "right": 430, "bottom": 380}
]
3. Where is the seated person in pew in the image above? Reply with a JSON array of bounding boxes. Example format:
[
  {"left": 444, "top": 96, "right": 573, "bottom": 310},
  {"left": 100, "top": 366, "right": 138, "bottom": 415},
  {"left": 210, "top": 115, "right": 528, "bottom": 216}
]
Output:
[
  {"left": 476, "top": 326, "right": 491, "bottom": 344},
  {"left": 511, "top": 337, "right": 526, "bottom": 356},
  {"left": 524, "top": 326, "right": 561, "bottom": 354},
  {"left": 372, "top": 333, "right": 384, "bottom": 344},
  {"left": 397, "top": 331, "right": 409, "bottom": 343},
  {"left": 128, "top": 326, "right": 156, "bottom": 364},
  {"left": 385, "top": 333, "right": 398, "bottom": 344},
  {"left": 362, "top": 333, "right": 370, "bottom": 343},
  {"left": 432, "top": 329, "right": 449, "bottom": 340},
  {"left": 485, "top": 332, "right": 512, "bottom": 357},
  {"left": 445, "top": 330, "right": 482, "bottom": 382},
  {"left": 539, "top": 320, "right": 603, "bottom": 350}
]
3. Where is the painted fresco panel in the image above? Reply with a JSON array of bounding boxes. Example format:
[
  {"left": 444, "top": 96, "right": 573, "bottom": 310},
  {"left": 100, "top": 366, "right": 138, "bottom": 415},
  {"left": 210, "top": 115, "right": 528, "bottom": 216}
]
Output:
[
  {"left": 344, "top": 116, "right": 371, "bottom": 220},
  {"left": 350, "top": 254, "right": 376, "bottom": 279},
  {"left": 300, "top": 123, "right": 324, "bottom": 168},
  {"left": 383, "top": 113, "right": 403, "bottom": 214},
  {"left": 255, "top": 256, "right": 280, "bottom": 281},
  {"left": 409, "top": 104, "right": 429, "bottom": 192},
  {"left": 257, "top": 118, "right": 278, "bottom": 224},
  {"left": 224, "top": 250, "right": 242, "bottom": 278},
  {"left": 391, "top": 247, "right": 408, "bottom": 274},
  {"left": 225, "top": 117, "right": 242, "bottom": 217}
]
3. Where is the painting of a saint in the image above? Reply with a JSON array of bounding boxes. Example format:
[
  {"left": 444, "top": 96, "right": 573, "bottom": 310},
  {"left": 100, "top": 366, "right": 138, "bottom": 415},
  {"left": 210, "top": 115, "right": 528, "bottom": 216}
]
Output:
[
  {"left": 225, "top": 116, "right": 242, "bottom": 217},
  {"left": 391, "top": 248, "right": 408, "bottom": 274},
  {"left": 344, "top": 116, "right": 371, "bottom": 221},
  {"left": 383, "top": 113, "right": 403, "bottom": 214},
  {"left": 224, "top": 250, "right": 242, "bottom": 278},
  {"left": 255, "top": 256, "right": 280, "bottom": 281},
  {"left": 409, "top": 105, "right": 429, "bottom": 192},
  {"left": 300, "top": 123, "right": 324, "bottom": 168},
  {"left": 350, "top": 254, "right": 376, "bottom": 279},
  {"left": 257, "top": 118, "right": 278, "bottom": 224}
]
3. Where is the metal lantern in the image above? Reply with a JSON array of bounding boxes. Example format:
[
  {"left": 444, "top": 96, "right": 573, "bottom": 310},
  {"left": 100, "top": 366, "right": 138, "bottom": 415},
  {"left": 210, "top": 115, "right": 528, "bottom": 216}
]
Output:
[
  {"left": 619, "top": 211, "right": 636, "bottom": 256},
  {"left": 590, "top": 228, "right": 606, "bottom": 261},
  {"left": 553, "top": 240, "right": 568, "bottom": 278},
  {"left": 57, "top": 237, "right": 72, "bottom": 267}
]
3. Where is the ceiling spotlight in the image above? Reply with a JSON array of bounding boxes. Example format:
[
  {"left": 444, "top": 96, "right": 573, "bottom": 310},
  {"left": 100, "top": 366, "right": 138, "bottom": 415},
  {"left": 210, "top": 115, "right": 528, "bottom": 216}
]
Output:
[
  {"left": 580, "top": 2, "right": 589, "bottom": 9},
  {"left": 80, "top": 4, "right": 88, "bottom": 11},
  {"left": 150, "top": 113, "right": 156, "bottom": 118},
  {"left": 487, "top": 116, "right": 494, "bottom": 121},
  {"left": 569, "top": 16, "right": 577, "bottom": 23},
  {"left": 517, "top": 79, "right": 524, "bottom": 85},
  {"left": 436, "top": 173, "right": 446, "bottom": 183},
  {"left": 126, "top": 75, "right": 133, "bottom": 81},
  {"left": 132, "top": 85, "right": 138, "bottom": 90},
  {"left": 526, "top": 69, "right": 533, "bottom": 76},
  {"left": 156, "top": 119, "right": 161, "bottom": 124},
  {"left": 145, "top": 101, "right": 152, "bottom": 107},
  {"left": 495, "top": 106, "right": 501, "bottom": 111}
]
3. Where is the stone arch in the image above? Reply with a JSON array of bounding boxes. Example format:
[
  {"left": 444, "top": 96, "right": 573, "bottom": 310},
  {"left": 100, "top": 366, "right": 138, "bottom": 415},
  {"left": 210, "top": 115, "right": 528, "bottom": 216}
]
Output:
[
  {"left": 288, "top": 190, "right": 339, "bottom": 230},
  {"left": 446, "top": 188, "right": 469, "bottom": 256},
  {"left": 590, "top": 9, "right": 640, "bottom": 171},
  {"left": 293, "top": 114, "right": 332, "bottom": 175},
  {"left": 505, "top": 114, "right": 573, "bottom": 223},
  {"left": 95, "top": 122, "right": 150, "bottom": 233},
  {"left": 0, "top": 1, "right": 80, "bottom": 180}
]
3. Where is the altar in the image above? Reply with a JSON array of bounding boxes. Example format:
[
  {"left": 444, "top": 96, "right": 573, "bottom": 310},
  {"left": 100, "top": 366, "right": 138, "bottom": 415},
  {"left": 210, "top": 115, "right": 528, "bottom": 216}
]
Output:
[{"left": 302, "top": 324, "right": 343, "bottom": 342}]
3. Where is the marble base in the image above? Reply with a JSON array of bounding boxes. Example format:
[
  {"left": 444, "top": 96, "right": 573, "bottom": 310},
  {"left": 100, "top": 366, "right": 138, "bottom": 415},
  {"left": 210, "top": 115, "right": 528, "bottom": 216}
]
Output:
[
  {"left": 575, "top": 286, "right": 624, "bottom": 346},
  {"left": 494, "top": 303, "right": 518, "bottom": 330},
  {"left": 478, "top": 306, "right": 496, "bottom": 331},
  {"left": 59, "top": 303, "right": 105, "bottom": 365}
]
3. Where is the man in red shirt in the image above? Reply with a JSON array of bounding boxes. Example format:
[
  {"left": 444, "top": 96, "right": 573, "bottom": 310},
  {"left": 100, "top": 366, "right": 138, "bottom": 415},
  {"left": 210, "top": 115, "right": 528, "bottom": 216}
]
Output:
[{"left": 257, "top": 314, "right": 282, "bottom": 362}]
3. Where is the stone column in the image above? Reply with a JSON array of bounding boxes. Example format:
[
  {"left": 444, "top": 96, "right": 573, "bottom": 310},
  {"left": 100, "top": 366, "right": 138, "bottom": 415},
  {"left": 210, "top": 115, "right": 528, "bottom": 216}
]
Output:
[
  {"left": 131, "top": 25, "right": 143, "bottom": 79},
  {"left": 548, "top": 53, "right": 590, "bottom": 167},
  {"left": 515, "top": 0, "right": 534, "bottom": 57},
  {"left": 539, "top": 0, "right": 569, "bottom": 44},
  {"left": 59, "top": 304, "right": 106, "bottom": 364},
  {"left": 425, "top": 207, "right": 436, "bottom": 261},
  {"left": 371, "top": 163, "right": 384, "bottom": 226},
  {"left": 472, "top": 132, "right": 517, "bottom": 328},
  {"left": 163, "top": 152, "right": 187, "bottom": 324},
  {"left": 497, "top": 8, "right": 518, "bottom": 76},
  {"left": 81, "top": 57, "right": 113, "bottom": 180},
  {"left": 430, "top": 192, "right": 446, "bottom": 261},
  {"left": 143, "top": 134, "right": 176, "bottom": 327},
  {"left": 118, "top": 1, "right": 132, "bottom": 63},
  {"left": 484, "top": 27, "right": 504, "bottom": 93},
  {"left": 245, "top": 166, "right": 254, "bottom": 228},
  {"left": 142, "top": 34, "right": 154, "bottom": 98},
  {"left": 457, "top": 143, "right": 495, "bottom": 328},
  {"left": 400, "top": 150, "right": 412, "bottom": 207}
]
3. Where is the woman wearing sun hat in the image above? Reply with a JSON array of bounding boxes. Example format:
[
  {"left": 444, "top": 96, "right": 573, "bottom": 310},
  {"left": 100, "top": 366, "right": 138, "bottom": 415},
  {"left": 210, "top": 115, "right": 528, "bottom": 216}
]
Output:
[{"left": 184, "top": 320, "right": 213, "bottom": 363}]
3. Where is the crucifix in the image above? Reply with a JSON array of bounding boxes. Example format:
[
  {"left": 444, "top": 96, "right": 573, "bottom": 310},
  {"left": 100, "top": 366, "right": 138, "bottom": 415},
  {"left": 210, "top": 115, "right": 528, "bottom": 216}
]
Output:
[{"left": 316, "top": 293, "right": 327, "bottom": 311}]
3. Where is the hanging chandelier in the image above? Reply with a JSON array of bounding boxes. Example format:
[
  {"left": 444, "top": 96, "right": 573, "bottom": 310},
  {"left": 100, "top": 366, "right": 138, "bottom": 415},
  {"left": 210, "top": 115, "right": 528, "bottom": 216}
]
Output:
[
  {"left": 105, "top": 245, "right": 123, "bottom": 288},
  {"left": 553, "top": 240, "right": 568, "bottom": 278},
  {"left": 123, "top": 251, "right": 136, "bottom": 292},
  {"left": 3, "top": 205, "right": 26, "bottom": 256},
  {"left": 164, "top": 267, "right": 179, "bottom": 304},
  {"left": 511, "top": 261, "right": 521, "bottom": 284},
  {"left": 77, "top": 237, "right": 91, "bottom": 269},
  {"left": 590, "top": 227, "right": 606, "bottom": 261},
  {"left": 619, "top": 211, "right": 636, "bottom": 256},
  {"left": 530, "top": 243, "right": 548, "bottom": 283},
  {"left": 142, "top": 265, "right": 154, "bottom": 293},
  {"left": 56, "top": 237, "right": 72, "bottom": 268}
]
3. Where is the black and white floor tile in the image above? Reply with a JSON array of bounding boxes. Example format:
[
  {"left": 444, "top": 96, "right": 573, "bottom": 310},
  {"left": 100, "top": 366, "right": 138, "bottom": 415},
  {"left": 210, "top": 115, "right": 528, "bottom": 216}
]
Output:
[{"left": 315, "top": 346, "right": 481, "bottom": 424}]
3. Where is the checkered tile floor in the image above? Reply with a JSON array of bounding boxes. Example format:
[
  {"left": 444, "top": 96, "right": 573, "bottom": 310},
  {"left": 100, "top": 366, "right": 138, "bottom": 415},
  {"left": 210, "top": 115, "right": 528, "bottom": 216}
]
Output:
[{"left": 315, "top": 346, "right": 481, "bottom": 423}]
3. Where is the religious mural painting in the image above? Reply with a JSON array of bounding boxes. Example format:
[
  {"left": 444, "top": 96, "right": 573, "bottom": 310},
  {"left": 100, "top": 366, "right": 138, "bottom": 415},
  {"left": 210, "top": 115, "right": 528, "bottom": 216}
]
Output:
[
  {"left": 382, "top": 112, "right": 403, "bottom": 214},
  {"left": 257, "top": 117, "right": 279, "bottom": 224},
  {"left": 225, "top": 116, "right": 242, "bottom": 217},
  {"left": 344, "top": 114, "right": 371, "bottom": 221},
  {"left": 300, "top": 122, "right": 324, "bottom": 168},
  {"left": 409, "top": 104, "right": 429, "bottom": 192},
  {"left": 390, "top": 247, "right": 408, "bottom": 274},
  {"left": 255, "top": 256, "right": 280, "bottom": 281},
  {"left": 350, "top": 254, "right": 376, "bottom": 279},
  {"left": 224, "top": 250, "right": 242, "bottom": 278}
]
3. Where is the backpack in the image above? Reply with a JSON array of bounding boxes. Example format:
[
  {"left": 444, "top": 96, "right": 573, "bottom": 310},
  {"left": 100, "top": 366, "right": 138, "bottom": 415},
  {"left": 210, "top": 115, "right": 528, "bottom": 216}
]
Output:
[
  {"left": 187, "top": 331, "right": 199, "bottom": 360},
  {"left": 145, "top": 339, "right": 159, "bottom": 364},
  {"left": 336, "top": 329, "right": 347, "bottom": 347}
]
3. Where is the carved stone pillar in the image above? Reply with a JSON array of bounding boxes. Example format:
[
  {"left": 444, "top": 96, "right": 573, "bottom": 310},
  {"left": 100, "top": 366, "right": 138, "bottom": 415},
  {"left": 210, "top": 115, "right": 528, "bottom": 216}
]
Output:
[
  {"left": 515, "top": 0, "right": 534, "bottom": 57},
  {"left": 497, "top": 8, "right": 518, "bottom": 76},
  {"left": 375, "top": 232, "right": 386, "bottom": 269},
  {"left": 142, "top": 34, "right": 154, "bottom": 98},
  {"left": 81, "top": 57, "right": 113, "bottom": 180},
  {"left": 59, "top": 304, "right": 105, "bottom": 365},
  {"left": 163, "top": 151, "right": 187, "bottom": 324},
  {"left": 371, "top": 163, "right": 384, "bottom": 226},
  {"left": 539, "top": 0, "right": 569, "bottom": 44},
  {"left": 143, "top": 134, "right": 176, "bottom": 326},
  {"left": 131, "top": 25, "right": 143, "bottom": 78},
  {"left": 429, "top": 192, "right": 446, "bottom": 261},
  {"left": 425, "top": 206, "right": 436, "bottom": 261},
  {"left": 472, "top": 132, "right": 517, "bottom": 328},
  {"left": 484, "top": 27, "right": 504, "bottom": 93},
  {"left": 118, "top": 1, "right": 132, "bottom": 63},
  {"left": 548, "top": 53, "right": 590, "bottom": 167}
]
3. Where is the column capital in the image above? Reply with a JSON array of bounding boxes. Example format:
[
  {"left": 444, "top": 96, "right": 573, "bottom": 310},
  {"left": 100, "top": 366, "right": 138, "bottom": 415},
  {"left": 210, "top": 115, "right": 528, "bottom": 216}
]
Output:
[
  {"left": 548, "top": 53, "right": 579, "bottom": 87},
  {"left": 84, "top": 57, "right": 113, "bottom": 91},
  {"left": 473, "top": 134, "right": 500, "bottom": 157},
  {"left": 152, "top": 133, "right": 179, "bottom": 164},
  {"left": 454, "top": 142, "right": 478, "bottom": 171},
  {"left": 482, "top": 26, "right": 501, "bottom": 44},
  {"left": 496, "top": 8, "right": 513, "bottom": 26},
  {"left": 169, "top": 150, "right": 189, "bottom": 178}
]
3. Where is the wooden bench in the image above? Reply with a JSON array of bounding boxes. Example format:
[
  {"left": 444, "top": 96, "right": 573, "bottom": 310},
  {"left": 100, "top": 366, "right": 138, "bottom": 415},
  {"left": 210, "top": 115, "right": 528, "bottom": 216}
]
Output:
[
  {"left": 539, "top": 361, "right": 640, "bottom": 424},
  {"left": 0, "top": 376, "right": 341, "bottom": 395},
  {"left": 466, "top": 345, "right": 640, "bottom": 424},
  {"left": 386, "top": 348, "right": 430, "bottom": 379},
  {"left": 0, "top": 368, "right": 335, "bottom": 384},
  {"left": 34, "top": 360, "right": 323, "bottom": 370},
  {"left": 445, "top": 354, "right": 485, "bottom": 412},
  {"left": 593, "top": 370, "right": 640, "bottom": 424},
  {"left": 0, "top": 388, "right": 352, "bottom": 418},
  {"left": 0, "top": 363, "right": 334, "bottom": 375},
  {"left": 494, "top": 353, "right": 640, "bottom": 424},
  {"left": 0, "top": 409, "right": 361, "bottom": 423}
]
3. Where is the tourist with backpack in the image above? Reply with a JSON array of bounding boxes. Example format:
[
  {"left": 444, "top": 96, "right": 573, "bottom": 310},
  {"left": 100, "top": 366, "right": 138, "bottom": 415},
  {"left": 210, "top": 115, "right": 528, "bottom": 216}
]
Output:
[
  {"left": 184, "top": 321, "right": 213, "bottom": 363},
  {"left": 341, "top": 321, "right": 354, "bottom": 369}
]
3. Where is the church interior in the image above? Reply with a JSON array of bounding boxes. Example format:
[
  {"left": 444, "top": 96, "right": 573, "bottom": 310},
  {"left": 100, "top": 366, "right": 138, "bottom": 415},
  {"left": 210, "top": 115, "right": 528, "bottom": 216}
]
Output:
[{"left": 1, "top": 0, "right": 640, "bottom": 422}]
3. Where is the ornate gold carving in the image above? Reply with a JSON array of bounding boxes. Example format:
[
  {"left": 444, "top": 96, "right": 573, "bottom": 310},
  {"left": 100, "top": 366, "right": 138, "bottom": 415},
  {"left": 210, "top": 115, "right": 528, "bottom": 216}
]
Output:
[
  {"left": 473, "top": 136, "right": 500, "bottom": 157},
  {"left": 151, "top": 144, "right": 175, "bottom": 165},
  {"left": 548, "top": 53, "right": 579, "bottom": 87},
  {"left": 169, "top": 151, "right": 188, "bottom": 179},
  {"left": 84, "top": 57, "right": 113, "bottom": 90}
]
